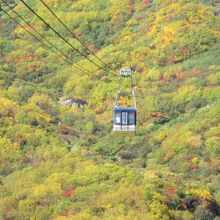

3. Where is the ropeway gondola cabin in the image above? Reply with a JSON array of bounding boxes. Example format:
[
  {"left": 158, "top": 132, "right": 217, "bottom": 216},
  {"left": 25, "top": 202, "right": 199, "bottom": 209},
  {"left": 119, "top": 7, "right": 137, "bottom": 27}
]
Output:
[
  {"left": 113, "top": 67, "right": 136, "bottom": 135},
  {"left": 113, "top": 107, "right": 136, "bottom": 134}
]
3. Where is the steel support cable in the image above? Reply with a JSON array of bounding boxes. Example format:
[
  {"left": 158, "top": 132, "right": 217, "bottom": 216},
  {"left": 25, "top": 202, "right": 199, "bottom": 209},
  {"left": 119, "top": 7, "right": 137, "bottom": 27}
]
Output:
[
  {"left": 0, "top": 6, "right": 64, "bottom": 61},
  {"left": 20, "top": 0, "right": 115, "bottom": 75},
  {"left": 39, "top": 0, "right": 118, "bottom": 75},
  {"left": 1, "top": 1, "right": 94, "bottom": 75},
  {"left": 0, "top": 3, "right": 94, "bottom": 75}
]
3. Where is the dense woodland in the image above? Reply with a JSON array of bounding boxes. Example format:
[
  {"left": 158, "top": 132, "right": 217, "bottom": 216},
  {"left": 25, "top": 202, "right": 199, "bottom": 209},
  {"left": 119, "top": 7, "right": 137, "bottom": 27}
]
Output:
[{"left": 0, "top": 0, "right": 220, "bottom": 219}]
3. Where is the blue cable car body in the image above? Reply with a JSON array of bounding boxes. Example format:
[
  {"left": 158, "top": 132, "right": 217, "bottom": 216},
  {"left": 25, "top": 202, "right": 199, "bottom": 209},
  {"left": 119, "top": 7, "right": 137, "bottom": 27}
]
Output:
[
  {"left": 113, "top": 68, "right": 137, "bottom": 135},
  {"left": 113, "top": 107, "right": 136, "bottom": 135}
]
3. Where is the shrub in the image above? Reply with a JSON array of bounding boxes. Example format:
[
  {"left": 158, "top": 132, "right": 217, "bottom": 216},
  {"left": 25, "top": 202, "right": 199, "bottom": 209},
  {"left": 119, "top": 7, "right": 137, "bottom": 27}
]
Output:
[
  {"left": 85, "top": 121, "right": 95, "bottom": 134},
  {"left": 205, "top": 137, "right": 220, "bottom": 157},
  {"left": 194, "top": 205, "right": 214, "bottom": 220},
  {"left": 118, "top": 150, "right": 135, "bottom": 160}
]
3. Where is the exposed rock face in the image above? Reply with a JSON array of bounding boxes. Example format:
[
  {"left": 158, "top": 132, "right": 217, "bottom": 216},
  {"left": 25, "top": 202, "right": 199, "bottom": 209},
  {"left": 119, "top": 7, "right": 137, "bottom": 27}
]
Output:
[{"left": 59, "top": 98, "right": 87, "bottom": 108}]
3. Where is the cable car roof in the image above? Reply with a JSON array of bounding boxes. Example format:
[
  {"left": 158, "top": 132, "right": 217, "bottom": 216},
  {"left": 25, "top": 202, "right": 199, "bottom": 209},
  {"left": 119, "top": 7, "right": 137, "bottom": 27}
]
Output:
[{"left": 114, "top": 106, "right": 136, "bottom": 111}]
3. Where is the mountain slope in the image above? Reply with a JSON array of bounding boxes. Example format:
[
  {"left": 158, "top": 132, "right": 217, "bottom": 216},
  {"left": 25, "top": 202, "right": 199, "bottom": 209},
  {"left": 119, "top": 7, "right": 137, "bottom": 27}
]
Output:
[{"left": 0, "top": 0, "right": 220, "bottom": 219}]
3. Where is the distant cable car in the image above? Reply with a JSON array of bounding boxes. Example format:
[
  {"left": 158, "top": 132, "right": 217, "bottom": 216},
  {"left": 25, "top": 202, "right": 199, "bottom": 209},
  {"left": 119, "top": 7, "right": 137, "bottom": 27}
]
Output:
[{"left": 113, "top": 67, "right": 136, "bottom": 135}]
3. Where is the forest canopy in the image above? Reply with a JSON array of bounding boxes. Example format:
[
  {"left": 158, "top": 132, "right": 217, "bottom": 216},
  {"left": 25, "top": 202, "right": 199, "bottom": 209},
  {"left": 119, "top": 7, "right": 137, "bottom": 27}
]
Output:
[{"left": 0, "top": 0, "right": 220, "bottom": 219}]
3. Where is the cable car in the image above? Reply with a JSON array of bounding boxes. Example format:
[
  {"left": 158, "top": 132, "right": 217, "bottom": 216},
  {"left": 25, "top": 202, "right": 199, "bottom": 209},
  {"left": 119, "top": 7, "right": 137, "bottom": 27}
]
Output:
[{"left": 113, "top": 67, "right": 136, "bottom": 135}]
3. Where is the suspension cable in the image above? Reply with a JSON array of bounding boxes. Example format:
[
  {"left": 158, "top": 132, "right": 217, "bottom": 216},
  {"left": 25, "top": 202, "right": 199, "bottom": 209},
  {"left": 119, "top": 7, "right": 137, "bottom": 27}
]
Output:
[
  {"left": 20, "top": 0, "right": 115, "bottom": 75},
  {"left": 0, "top": 2, "right": 94, "bottom": 75},
  {"left": 39, "top": 0, "right": 118, "bottom": 75}
]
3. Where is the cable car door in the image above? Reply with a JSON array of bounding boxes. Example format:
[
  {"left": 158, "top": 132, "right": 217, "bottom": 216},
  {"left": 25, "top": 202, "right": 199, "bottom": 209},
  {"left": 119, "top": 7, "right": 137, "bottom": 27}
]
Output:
[{"left": 122, "top": 112, "right": 128, "bottom": 125}]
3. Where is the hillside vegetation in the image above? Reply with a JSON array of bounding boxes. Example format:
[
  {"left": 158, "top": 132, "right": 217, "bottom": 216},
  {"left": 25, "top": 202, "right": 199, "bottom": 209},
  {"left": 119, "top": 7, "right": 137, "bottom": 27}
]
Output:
[{"left": 0, "top": 0, "right": 220, "bottom": 219}]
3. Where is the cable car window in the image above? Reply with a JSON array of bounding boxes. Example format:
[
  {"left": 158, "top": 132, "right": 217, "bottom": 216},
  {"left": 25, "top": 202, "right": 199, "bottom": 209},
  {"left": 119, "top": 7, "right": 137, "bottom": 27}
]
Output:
[
  {"left": 122, "top": 112, "right": 128, "bottom": 125},
  {"left": 115, "top": 111, "right": 121, "bottom": 125},
  {"left": 129, "top": 112, "right": 135, "bottom": 125}
]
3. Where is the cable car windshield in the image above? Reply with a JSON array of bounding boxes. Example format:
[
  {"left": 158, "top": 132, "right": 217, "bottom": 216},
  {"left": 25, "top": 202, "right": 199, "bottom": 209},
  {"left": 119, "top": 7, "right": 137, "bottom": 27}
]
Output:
[
  {"left": 114, "top": 109, "right": 136, "bottom": 125},
  {"left": 115, "top": 111, "right": 121, "bottom": 125},
  {"left": 129, "top": 112, "right": 135, "bottom": 125}
]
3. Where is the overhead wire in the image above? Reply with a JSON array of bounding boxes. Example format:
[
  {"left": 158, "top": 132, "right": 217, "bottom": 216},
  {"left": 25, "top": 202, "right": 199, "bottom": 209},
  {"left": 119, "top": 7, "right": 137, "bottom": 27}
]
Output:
[
  {"left": 19, "top": 0, "right": 117, "bottom": 76},
  {"left": 0, "top": 1, "right": 94, "bottom": 75},
  {"left": 0, "top": 6, "right": 63, "bottom": 61},
  {"left": 39, "top": 0, "right": 118, "bottom": 75}
]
